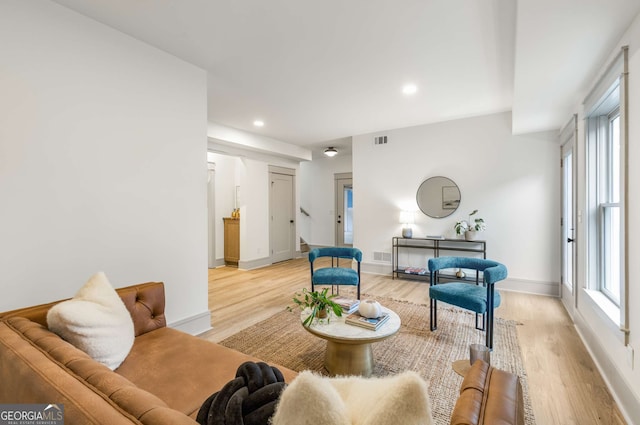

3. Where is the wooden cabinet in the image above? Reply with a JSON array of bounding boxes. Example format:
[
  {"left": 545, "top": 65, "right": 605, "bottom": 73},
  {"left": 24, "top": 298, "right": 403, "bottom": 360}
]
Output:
[{"left": 223, "top": 218, "right": 240, "bottom": 266}]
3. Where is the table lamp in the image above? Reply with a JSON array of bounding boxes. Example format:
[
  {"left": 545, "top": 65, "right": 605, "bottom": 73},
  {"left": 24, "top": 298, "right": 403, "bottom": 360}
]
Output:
[{"left": 399, "top": 210, "right": 414, "bottom": 238}]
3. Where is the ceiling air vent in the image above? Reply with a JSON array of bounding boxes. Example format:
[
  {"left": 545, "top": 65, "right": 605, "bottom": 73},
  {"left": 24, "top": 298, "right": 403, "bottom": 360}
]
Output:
[{"left": 374, "top": 136, "right": 388, "bottom": 145}]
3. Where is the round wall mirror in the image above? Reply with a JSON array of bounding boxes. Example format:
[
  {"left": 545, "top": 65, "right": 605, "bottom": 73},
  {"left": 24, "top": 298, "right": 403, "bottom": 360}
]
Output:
[{"left": 416, "top": 176, "right": 461, "bottom": 218}]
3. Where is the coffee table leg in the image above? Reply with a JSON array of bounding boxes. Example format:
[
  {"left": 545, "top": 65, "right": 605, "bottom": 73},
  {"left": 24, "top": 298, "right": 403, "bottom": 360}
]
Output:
[{"left": 324, "top": 340, "right": 374, "bottom": 377}]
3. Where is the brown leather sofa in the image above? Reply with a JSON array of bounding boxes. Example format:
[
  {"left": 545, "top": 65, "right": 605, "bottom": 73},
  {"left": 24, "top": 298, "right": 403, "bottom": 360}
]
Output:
[
  {"left": 451, "top": 359, "right": 525, "bottom": 425},
  {"left": 0, "top": 281, "right": 524, "bottom": 425},
  {"left": 0, "top": 282, "right": 296, "bottom": 424}
]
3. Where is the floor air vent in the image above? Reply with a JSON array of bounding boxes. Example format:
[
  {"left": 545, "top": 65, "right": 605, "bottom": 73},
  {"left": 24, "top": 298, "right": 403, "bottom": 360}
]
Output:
[{"left": 373, "top": 251, "right": 391, "bottom": 262}]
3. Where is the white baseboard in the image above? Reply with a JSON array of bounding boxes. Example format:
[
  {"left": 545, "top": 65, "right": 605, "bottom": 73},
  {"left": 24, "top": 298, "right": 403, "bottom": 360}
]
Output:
[
  {"left": 239, "top": 256, "right": 272, "bottom": 270},
  {"left": 210, "top": 258, "right": 226, "bottom": 268},
  {"left": 573, "top": 314, "right": 639, "bottom": 424},
  {"left": 236, "top": 253, "right": 306, "bottom": 271},
  {"left": 307, "top": 244, "right": 331, "bottom": 251},
  {"left": 497, "top": 277, "right": 559, "bottom": 297},
  {"left": 168, "top": 310, "right": 212, "bottom": 336},
  {"left": 361, "top": 262, "right": 558, "bottom": 297},
  {"left": 362, "top": 262, "right": 392, "bottom": 275}
]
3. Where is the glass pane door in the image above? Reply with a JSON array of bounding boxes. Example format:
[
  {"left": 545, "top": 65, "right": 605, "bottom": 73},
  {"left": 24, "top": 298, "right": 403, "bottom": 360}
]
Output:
[
  {"left": 562, "top": 150, "right": 574, "bottom": 293},
  {"left": 335, "top": 176, "right": 353, "bottom": 247}
]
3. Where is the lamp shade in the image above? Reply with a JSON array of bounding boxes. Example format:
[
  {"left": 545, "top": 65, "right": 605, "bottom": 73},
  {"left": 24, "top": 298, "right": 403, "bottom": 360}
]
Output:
[{"left": 399, "top": 210, "right": 415, "bottom": 225}]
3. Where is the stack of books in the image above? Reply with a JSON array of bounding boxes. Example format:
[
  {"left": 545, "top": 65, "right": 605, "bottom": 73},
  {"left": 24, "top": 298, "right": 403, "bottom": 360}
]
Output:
[
  {"left": 345, "top": 311, "right": 390, "bottom": 330},
  {"left": 332, "top": 296, "right": 360, "bottom": 314}
]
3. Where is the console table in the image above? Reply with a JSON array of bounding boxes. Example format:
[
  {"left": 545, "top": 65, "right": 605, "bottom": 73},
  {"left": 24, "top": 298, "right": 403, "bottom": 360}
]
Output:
[{"left": 392, "top": 237, "right": 486, "bottom": 281}]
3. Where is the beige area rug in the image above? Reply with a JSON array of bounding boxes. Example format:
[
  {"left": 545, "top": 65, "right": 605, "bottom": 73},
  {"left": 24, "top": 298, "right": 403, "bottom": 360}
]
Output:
[{"left": 219, "top": 296, "right": 536, "bottom": 425}]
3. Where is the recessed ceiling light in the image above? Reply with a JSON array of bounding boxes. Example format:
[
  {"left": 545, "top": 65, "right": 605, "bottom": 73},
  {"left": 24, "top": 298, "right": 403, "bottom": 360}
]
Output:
[
  {"left": 402, "top": 84, "right": 417, "bottom": 95},
  {"left": 253, "top": 120, "right": 264, "bottom": 127}
]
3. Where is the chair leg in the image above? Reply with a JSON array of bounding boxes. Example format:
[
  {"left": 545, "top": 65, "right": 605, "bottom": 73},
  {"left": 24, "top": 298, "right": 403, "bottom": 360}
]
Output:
[
  {"left": 429, "top": 270, "right": 437, "bottom": 331},
  {"left": 430, "top": 298, "right": 437, "bottom": 331},
  {"left": 486, "top": 309, "right": 494, "bottom": 350},
  {"left": 357, "top": 262, "right": 361, "bottom": 300},
  {"left": 486, "top": 285, "right": 495, "bottom": 350},
  {"left": 475, "top": 313, "right": 485, "bottom": 331}
]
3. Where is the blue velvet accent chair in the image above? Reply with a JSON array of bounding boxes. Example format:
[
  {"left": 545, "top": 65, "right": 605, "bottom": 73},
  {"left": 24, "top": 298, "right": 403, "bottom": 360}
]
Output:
[
  {"left": 309, "top": 247, "right": 363, "bottom": 299},
  {"left": 428, "top": 256, "right": 507, "bottom": 350}
]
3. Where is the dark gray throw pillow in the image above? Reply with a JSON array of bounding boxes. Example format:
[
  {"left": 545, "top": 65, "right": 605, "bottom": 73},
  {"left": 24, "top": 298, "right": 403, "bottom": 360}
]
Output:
[{"left": 196, "top": 361, "right": 287, "bottom": 425}]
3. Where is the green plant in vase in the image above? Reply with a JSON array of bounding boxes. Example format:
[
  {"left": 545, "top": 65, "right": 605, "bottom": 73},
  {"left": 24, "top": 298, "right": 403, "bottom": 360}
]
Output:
[
  {"left": 290, "top": 287, "right": 343, "bottom": 327},
  {"left": 454, "top": 210, "right": 486, "bottom": 235}
]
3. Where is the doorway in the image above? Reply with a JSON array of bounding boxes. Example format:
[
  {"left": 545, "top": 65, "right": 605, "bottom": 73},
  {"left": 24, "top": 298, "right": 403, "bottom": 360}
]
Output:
[
  {"left": 207, "top": 158, "right": 216, "bottom": 268},
  {"left": 270, "top": 167, "right": 296, "bottom": 263},
  {"left": 560, "top": 115, "right": 577, "bottom": 316},
  {"left": 335, "top": 173, "right": 353, "bottom": 247}
]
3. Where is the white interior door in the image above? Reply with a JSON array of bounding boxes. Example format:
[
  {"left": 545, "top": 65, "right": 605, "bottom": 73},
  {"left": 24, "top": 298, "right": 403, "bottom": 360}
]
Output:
[
  {"left": 335, "top": 174, "right": 353, "bottom": 247},
  {"left": 270, "top": 172, "right": 295, "bottom": 263},
  {"left": 560, "top": 117, "right": 577, "bottom": 316}
]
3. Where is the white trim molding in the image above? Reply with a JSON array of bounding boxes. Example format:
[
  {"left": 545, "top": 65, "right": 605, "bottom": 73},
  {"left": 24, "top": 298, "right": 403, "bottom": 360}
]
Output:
[
  {"left": 169, "top": 310, "right": 212, "bottom": 336},
  {"left": 239, "top": 256, "right": 275, "bottom": 270},
  {"left": 361, "top": 262, "right": 558, "bottom": 297},
  {"left": 573, "top": 313, "right": 639, "bottom": 424},
  {"left": 497, "top": 277, "right": 559, "bottom": 297}
]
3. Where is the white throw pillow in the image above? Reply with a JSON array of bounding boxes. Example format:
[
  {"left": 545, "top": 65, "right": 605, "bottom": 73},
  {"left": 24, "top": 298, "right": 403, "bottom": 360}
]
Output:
[
  {"left": 271, "top": 371, "right": 433, "bottom": 425},
  {"left": 271, "top": 371, "right": 350, "bottom": 425},
  {"left": 47, "top": 272, "right": 134, "bottom": 370}
]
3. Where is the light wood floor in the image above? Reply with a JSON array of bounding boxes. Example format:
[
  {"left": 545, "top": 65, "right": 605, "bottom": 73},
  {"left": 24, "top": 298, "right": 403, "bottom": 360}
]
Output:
[{"left": 205, "top": 258, "right": 626, "bottom": 425}]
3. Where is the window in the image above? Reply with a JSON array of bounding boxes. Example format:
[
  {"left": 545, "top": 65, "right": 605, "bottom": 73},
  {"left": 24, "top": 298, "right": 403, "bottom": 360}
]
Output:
[
  {"left": 599, "top": 110, "right": 621, "bottom": 304},
  {"left": 583, "top": 45, "right": 629, "bottom": 340},
  {"left": 586, "top": 81, "right": 623, "bottom": 307}
]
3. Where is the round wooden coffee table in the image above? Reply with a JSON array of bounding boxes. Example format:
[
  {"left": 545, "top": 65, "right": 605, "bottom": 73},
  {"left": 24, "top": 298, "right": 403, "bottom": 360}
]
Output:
[{"left": 301, "top": 307, "right": 401, "bottom": 377}]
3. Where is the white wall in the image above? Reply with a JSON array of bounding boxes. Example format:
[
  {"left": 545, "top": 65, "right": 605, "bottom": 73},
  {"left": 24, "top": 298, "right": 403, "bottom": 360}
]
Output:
[
  {"left": 211, "top": 154, "right": 236, "bottom": 266},
  {"left": 0, "top": 0, "right": 209, "bottom": 334},
  {"left": 208, "top": 124, "right": 310, "bottom": 269},
  {"left": 572, "top": 13, "right": 640, "bottom": 423},
  {"left": 237, "top": 158, "right": 271, "bottom": 262},
  {"left": 352, "top": 112, "right": 559, "bottom": 293},
  {"left": 209, "top": 135, "right": 304, "bottom": 269},
  {"left": 299, "top": 152, "right": 353, "bottom": 247}
]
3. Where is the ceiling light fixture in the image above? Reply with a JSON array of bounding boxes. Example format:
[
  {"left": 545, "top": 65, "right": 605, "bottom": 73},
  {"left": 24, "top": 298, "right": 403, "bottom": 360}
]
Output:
[
  {"left": 402, "top": 84, "right": 417, "bottom": 95},
  {"left": 253, "top": 120, "right": 264, "bottom": 127},
  {"left": 324, "top": 147, "right": 338, "bottom": 157}
]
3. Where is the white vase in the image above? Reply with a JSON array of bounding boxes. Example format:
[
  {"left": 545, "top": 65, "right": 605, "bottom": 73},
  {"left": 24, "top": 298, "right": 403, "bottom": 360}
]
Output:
[
  {"left": 465, "top": 230, "right": 477, "bottom": 241},
  {"left": 358, "top": 300, "right": 382, "bottom": 318}
]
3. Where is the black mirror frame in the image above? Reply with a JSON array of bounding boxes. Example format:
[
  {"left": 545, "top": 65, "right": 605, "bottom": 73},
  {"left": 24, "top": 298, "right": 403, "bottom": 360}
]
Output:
[{"left": 416, "top": 176, "right": 461, "bottom": 219}]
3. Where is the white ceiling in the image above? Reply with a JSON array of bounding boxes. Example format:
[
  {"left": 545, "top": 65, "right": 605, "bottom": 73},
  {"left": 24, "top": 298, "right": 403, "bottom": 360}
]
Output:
[
  {"left": 52, "top": 0, "right": 640, "bottom": 146},
  {"left": 513, "top": 0, "right": 640, "bottom": 135}
]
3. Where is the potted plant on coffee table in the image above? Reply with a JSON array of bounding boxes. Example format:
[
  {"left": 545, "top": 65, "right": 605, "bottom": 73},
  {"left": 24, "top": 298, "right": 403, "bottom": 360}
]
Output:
[{"left": 291, "top": 287, "right": 343, "bottom": 327}]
